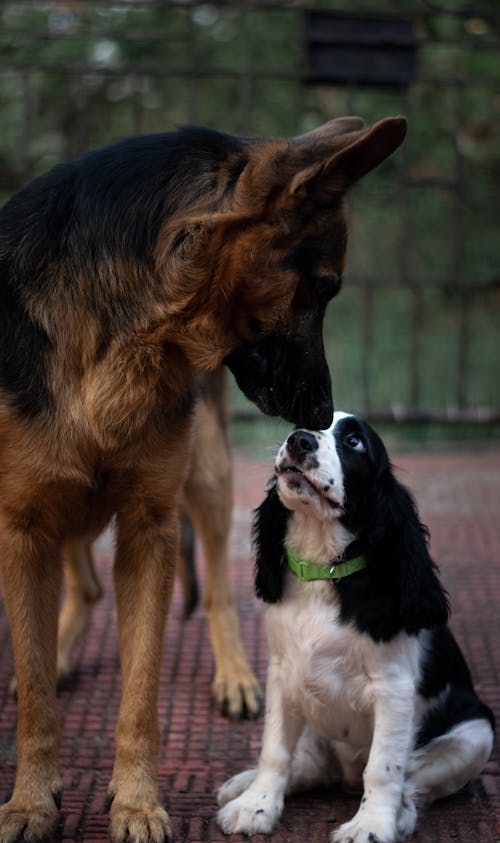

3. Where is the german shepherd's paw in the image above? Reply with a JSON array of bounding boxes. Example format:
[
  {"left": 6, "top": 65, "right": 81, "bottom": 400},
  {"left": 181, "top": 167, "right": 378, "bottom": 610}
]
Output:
[
  {"left": 109, "top": 803, "right": 172, "bottom": 843},
  {"left": 0, "top": 794, "right": 60, "bottom": 843},
  {"left": 212, "top": 668, "right": 263, "bottom": 720}
]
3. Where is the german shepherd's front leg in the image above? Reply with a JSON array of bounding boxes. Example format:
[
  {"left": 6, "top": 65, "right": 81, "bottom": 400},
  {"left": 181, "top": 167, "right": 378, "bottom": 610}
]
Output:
[
  {"left": 0, "top": 523, "right": 63, "bottom": 842},
  {"left": 8, "top": 540, "right": 103, "bottom": 697},
  {"left": 184, "top": 386, "right": 262, "bottom": 720},
  {"left": 107, "top": 458, "right": 186, "bottom": 843}
]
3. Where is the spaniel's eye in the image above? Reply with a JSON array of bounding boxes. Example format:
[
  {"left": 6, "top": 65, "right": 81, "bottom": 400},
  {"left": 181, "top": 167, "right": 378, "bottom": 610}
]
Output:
[{"left": 345, "top": 434, "right": 365, "bottom": 453}]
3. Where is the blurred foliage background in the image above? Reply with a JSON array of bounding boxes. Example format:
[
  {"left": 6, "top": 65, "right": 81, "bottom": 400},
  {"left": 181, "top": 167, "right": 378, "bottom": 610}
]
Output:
[{"left": 0, "top": 0, "right": 499, "bottom": 446}]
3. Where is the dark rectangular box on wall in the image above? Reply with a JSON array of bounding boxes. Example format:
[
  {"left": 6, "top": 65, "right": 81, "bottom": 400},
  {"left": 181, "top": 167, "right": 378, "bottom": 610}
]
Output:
[{"left": 304, "top": 12, "right": 417, "bottom": 89}]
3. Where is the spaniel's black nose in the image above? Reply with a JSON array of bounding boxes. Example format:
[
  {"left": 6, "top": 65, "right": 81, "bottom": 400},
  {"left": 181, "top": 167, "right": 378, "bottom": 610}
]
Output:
[{"left": 287, "top": 429, "right": 318, "bottom": 460}]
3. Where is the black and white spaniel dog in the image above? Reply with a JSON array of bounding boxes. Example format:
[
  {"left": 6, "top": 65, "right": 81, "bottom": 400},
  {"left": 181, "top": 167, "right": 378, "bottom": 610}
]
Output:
[{"left": 217, "top": 412, "right": 495, "bottom": 843}]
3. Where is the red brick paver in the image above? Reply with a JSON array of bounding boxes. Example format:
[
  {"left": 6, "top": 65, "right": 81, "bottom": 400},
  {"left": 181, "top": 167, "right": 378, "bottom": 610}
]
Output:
[{"left": 1, "top": 450, "right": 499, "bottom": 843}]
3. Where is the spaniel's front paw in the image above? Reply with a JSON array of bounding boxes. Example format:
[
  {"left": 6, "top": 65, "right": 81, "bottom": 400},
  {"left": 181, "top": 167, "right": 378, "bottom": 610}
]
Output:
[
  {"left": 331, "top": 812, "right": 394, "bottom": 843},
  {"left": 217, "top": 790, "right": 283, "bottom": 836},
  {"left": 217, "top": 769, "right": 257, "bottom": 807}
]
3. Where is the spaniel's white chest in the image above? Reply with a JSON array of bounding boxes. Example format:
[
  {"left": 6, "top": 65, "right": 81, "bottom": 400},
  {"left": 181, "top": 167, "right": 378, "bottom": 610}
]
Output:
[{"left": 266, "top": 583, "right": 377, "bottom": 744}]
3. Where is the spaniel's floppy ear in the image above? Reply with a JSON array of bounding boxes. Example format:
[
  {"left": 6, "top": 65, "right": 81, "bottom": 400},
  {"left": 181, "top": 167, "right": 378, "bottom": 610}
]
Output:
[
  {"left": 252, "top": 480, "right": 290, "bottom": 604},
  {"left": 365, "top": 468, "right": 449, "bottom": 634}
]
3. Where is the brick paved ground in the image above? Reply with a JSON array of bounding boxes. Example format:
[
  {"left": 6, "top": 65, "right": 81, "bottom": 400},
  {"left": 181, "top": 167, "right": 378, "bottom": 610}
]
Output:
[{"left": 1, "top": 448, "right": 499, "bottom": 843}]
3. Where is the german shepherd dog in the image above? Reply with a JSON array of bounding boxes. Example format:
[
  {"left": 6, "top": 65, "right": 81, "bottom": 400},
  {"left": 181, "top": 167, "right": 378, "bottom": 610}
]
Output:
[{"left": 0, "top": 116, "right": 406, "bottom": 843}]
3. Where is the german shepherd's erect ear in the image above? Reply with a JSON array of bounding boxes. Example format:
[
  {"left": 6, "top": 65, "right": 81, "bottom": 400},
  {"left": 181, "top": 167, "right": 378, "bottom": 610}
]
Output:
[{"left": 288, "top": 116, "right": 407, "bottom": 200}]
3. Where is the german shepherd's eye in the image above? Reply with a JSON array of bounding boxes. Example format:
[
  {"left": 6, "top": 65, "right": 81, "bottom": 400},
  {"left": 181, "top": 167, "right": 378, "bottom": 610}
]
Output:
[{"left": 345, "top": 433, "right": 365, "bottom": 453}]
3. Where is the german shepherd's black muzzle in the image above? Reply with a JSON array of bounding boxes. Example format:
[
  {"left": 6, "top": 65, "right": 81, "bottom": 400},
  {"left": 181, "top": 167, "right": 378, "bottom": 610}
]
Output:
[{"left": 225, "top": 316, "right": 333, "bottom": 430}]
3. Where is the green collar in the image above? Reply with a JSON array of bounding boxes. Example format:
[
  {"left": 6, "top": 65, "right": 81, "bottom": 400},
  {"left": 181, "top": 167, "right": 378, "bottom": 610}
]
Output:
[{"left": 286, "top": 545, "right": 366, "bottom": 583}]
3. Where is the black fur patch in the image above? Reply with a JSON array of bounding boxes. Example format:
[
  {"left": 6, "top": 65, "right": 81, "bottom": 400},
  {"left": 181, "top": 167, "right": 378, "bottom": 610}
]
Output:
[
  {"left": 253, "top": 480, "right": 290, "bottom": 604},
  {"left": 0, "top": 255, "right": 53, "bottom": 417},
  {"left": 333, "top": 416, "right": 449, "bottom": 642},
  {"left": 225, "top": 309, "right": 333, "bottom": 430},
  {"left": 415, "top": 624, "right": 495, "bottom": 745},
  {"left": 419, "top": 624, "right": 474, "bottom": 698},
  {"left": 416, "top": 681, "right": 495, "bottom": 748}
]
